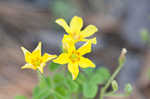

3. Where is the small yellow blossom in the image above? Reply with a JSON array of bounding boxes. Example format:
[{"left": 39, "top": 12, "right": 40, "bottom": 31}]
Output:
[
  {"left": 56, "top": 16, "right": 98, "bottom": 44},
  {"left": 62, "top": 34, "right": 75, "bottom": 53},
  {"left": 53, "top": 40, "right": 95, "bottom": 80},
  {"left": 21, "top": 42, "right": 57, "bottom": 73}
]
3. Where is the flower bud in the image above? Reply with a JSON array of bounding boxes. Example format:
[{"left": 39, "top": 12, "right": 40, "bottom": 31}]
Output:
[
  {"left": 119, "top": 48, "right": 127, "bottom": 65},
  {"left": 112, "top": 80, "right": 118, "bottom": 92},
  {"left": 124, "top": 83, "right": 132, "bottom": 95}
]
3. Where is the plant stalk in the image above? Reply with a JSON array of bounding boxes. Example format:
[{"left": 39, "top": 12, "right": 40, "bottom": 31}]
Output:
[{"left": 99, "top": 62, "right": 124, "bottom": 99}]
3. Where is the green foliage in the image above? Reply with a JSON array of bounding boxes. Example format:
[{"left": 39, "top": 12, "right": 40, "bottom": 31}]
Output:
[
  {"left": 15, "top": 96, "right": 27, "bottom": 99},
  {"left": 96, "top": 67, "right": 111, "bottom": 82},
  {"left": 124, "top": 83, "right": 133, "bottom": 95},
  {"left": 140, "top": 29, "right": 150, "bottom": 82},
  {"left": 111, "top": 80, "right": 118, "bottom": 92},
  {"left": 65, "top": 76, "right": 79, "bottom": 92},
  {"left": 83, "top": 83, "right": 98, "bottom": 98},
  {"left": 140, "top": 29, "right": 150, "bottom": 43},
  {"left": 82, "top": 67, "right": 110, "bottom": 98},
  {"left": 50, "top": 0, "right": 79, "bottom": 19},
  {"left": 15, "top": 57, "right": 132, "bottom": 99},
  {"left": 32, "top": 76, "right": 52, "bottom": 99},
  {"left": 29, "top": 66, "right": 111, "bottom": 99},
  {"left": 48, "top": 62, "right": 61, "bottom": 71},
  {"left": 53, "top": 73, "right": 65, "bottom": 84}
]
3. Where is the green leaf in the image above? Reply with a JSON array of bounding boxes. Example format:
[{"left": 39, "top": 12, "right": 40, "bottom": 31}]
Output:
[
  {"left": 32, "top": 86, "right": 51, "bottom": 99},
  {"left": 32, "top": 76, "right": 52, "bottom": 99},
  {"left": 53, "top": 91, "right": 70, "bottom": 99},
  {"left": 83, "top": 68, "right": 95, "bottom": 73},
  {"left": 90, "top": 73, "right": 105, "bottom": 85},
  {"left": 96, "top": 67, "right": 110, "bottom": 81},
  {"left": 45, "top": 94, "right": 56, "bottom": 99},
  {"left": 39, "top": 76, "right": 52, "bottom": 89},
  {"left": 83, "top": 83, "right": 98, "bottom": 98},
  {"left": 89, "top": 67, "right": 110, "bottom": 85},
  {"left": 55, "top": 85, "right": 69, "bottom": 97},
  {"left": 124, "top": 83, "right": 133, "bottom": 95},
  {"left": 48, "top": 62, "right": 61, "bottom": 71},
  {"left": 76, "top": 72, "right": 86, "bottom": 84},
  {"left": 53, "top": 73, "right": 65, "bottom": 84},
  {"left": 65, "top": 76, "right": 79, "bottom": 92},
  {"left": 33, "top": 86, "right": 40, "bottom": 96},
  {"left": 82, "top": 68, "right": 95, "bottom": 77},
  {"left": 140, "top": 29, "right": 149, "bottom": 43},
  {"left": 51, "top": 1, "right": 79, "bottom": 19},
  {"left": 15, "top": 96, "right": 27, "bottom": 99}
]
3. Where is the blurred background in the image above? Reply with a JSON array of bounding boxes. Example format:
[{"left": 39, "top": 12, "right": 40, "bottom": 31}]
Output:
[{"left": 0, "top": 0, "right": 150, "bottom": 99}]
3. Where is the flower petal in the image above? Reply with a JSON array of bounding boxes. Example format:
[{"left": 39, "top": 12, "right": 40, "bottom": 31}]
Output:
[
  {"left": 53, "top": 53, "right": 69, "bottom": 64},
  {"left": 62, "top": 35, "right": 75, "bottom": 53},
  {"left": 77, "top": 41, "right": 92, "bottom": 55},
  {"left": 32, "top": 42, "right": 42, "bottom": 57},
  {"left": 81, "top": 37, "right": 97, "bottom": 45},
  {"left": 37, "top": 63, "right": 46, "bottom": 73},
  {"left": 56, "top": 18, "right": 71, "bottom": 33},
  {"left": 89, "top": 37, "right": 97, "bottom": 44},
  {"left": 42, "top": 53, "right": 57, "bottom": 63},
  {"left": 21, "top": 47, "right": 31, "bottom": 63},
  {"left": 21, "top": 64, "right": 36, "bottom": 70},
  {"left": 79, "top": 57, "right": 95, "bottom": 68},
  {"left": 68, "top": 62, "right": 79, "bottom": 80},
  {"left": 70, "top": 16, "right": 83, "bottom": 33},
  {"left": 80, "top": 25, "right": 98, "bottom": 38}
]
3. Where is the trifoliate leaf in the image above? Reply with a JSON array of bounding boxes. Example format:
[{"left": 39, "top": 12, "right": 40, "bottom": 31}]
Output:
[
  {"left": 46, "top": 94, "right": 56, "bottom": 99},
  {"left": 82, "top": 68, "right": 95, "bottom": 78},
  {"left": 83, "top": 83, "right": 98, "bottom": 98},
  {"left": 65, "top": 76, "right": 79, "bottom": 92},
  {"left": 96, "top": 67, "right": 110, "bottom": 81},
  {"left": 32, "top": 86, "right": 51, "bottom": 99},
  {"left": 39, "top": 76, "right": 52, "bottom": 89},
  {"left": 32, "top": 77, "right": 52, "bottom": 99},
  {"left": 53, "top": 73, "right": 65, "bottom": 84},
  {"left": 76, "top": 72, "right": 86, "bottom": 84},
  {"left": 54, "top": 91, "right": 70, "bottom": 99},
  {"left": 55, "top": 85, "right": 69, "bottom": 97},
  {"left": 90, "top": 73, "right": 105, "bottom": 85}
]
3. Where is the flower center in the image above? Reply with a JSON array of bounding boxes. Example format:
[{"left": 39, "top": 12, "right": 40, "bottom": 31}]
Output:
[
  {"left": 31, "top": 57, "right": 42, "bottom": 67},
  {"left": 71, "top": 53, "right": 78, "bottom": 59},
  {"left": 69, "top": 52, "right": 80, "bottom": 63}
]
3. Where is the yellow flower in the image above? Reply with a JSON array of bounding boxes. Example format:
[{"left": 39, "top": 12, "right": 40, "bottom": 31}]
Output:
[
  {"left": 21, "top": 42, "right": 57, "bottom": 73},
  {"left": 62, "top": 34, "right": 75, "bottom": 53},
  {"left": 53, "top": 40, "right": 95, "bottom": 80},
  {"left": 56, "top": 16, "right": 98, "bottom": 44}
]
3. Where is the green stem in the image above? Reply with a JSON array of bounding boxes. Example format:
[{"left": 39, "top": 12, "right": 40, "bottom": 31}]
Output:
[
  {"left": 100, "top": 88, "right": 104, "bottom": 99},
  {"left": 37, "top": 70, "right": 43, "bottom": 81},
  {"left": 104, "top": 93, "right": 126, "bottom": 97},
  {"left": 99, "top": 62, "right": 124, "bottom": 99}
]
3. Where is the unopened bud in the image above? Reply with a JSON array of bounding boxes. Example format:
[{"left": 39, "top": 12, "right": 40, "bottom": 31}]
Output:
[
  {"left": 120, "top": 48, "right": 127, "bottom": 59},
  {"left": 112, "top": 80, "right": 118, "bottom": 92},
  {"left": 124, "top": 83, "right": 132, "bottom": 95},
  {"left": 119, "top": 48, "right": 127, "bottom": 65}
]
